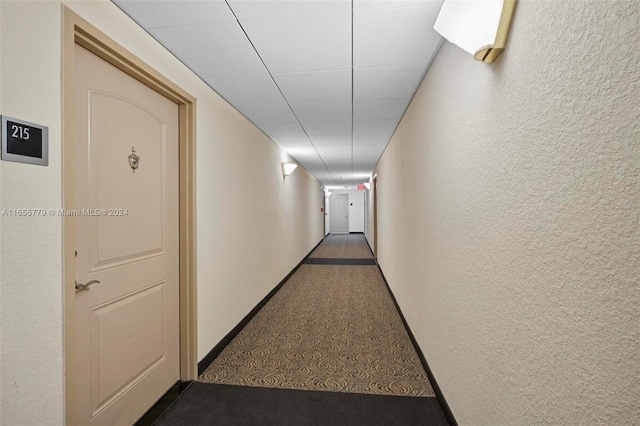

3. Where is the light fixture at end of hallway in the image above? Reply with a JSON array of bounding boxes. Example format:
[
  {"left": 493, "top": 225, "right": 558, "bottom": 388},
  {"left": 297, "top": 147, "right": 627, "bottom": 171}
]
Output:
[
  {"left": 281, "top": 162, "right": 298, "bottom": 177},
  {"left": 363, "top": 182, "right": 371, "bottom": 190},
  {"left": 434, "top": 0, "right": 516, "bottom": 63},
  {"left": 325, "top": 191, "right": 332, "bottom": 197}
]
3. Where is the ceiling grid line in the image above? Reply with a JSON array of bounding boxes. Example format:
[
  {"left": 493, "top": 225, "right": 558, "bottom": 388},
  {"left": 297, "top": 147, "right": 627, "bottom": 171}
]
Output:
[
  {"left": 223, "top": 0, "right": 339, "bottom": 186},
  {"left": 351, "top": 0, "right": 354, "bottom": 186}
]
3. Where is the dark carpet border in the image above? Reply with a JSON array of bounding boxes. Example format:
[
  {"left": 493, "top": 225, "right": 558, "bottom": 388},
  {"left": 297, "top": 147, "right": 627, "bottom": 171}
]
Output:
[
  {"left": 155, "top": 382, "right": 448, "bottom": 426},
  {"left": 197, "top": 237, "right": 324, "bottom": 375},
  {"left": 365, "top": 236, "right": 457, "bottom": 426},
  {"left": 135, "top": 380, "right": 192, "bottom": 426},
  {"left": 304, "top": 257, "right": 376, "bottom": 265}
]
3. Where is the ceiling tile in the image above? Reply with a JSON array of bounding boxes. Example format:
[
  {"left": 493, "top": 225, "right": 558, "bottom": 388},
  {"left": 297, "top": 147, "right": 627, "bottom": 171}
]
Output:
[
  {"left": 228, "top": 0, "right": 351, "bottom": 20},
  {"left": 354, "top": 5, "right": 442, "bottom": 68},
  {"left": 313, "top": 172, "right": 338, "bottom": 182},
  {"left": 327, "top": 170, "right": 355, "bottom": 181},
  {"left": 310, "top": 135, "right": 353, "bottom": 146},
  {"left": 303, "top": 121, "right": 353, "bottom": 136},
  {"left": 328, "top": 167, "right": 356, "bottom": 178},
  {"left": 292, "top": 101, "right": 352, "bottom": 124},
  {"left": 354, "top": 99, "right": 410, "bottom": 121},
  {"left": 344, "top": 170, "right": 373, "bottom": 179},
  {"left": 354, "top": 0, "right": 442, "bottom": 12},
  {"left": 353, "top": 120, "right": 399, "bottom": 144},
  {"left": 204, "top": 74, "right": 284, "bottom": 106},
  {"left": 352, "top": 160, "right": 378, "bottom": 171},
  {"left": 324, "top": 166, "right": 355, "bottom": 178},
  {"left": 303, "top": 163, "right": 331, "bottom": 174},
  {"left": 317, "top": 144, "right": 352, "bottom": 160},
  {"left": 239, "top": 13, "right": 351, "bottom": 73},
  {"left": 259, "top": 122, "right": 311, "bottom": 147},
  {"left": 150, "top": 22, "right": 267, "bottom": 78},
  {"left": 354, "top": 143, "right": 387, "bottom": 160},
  {"left": 350, "top": 168, "right": 375, "bottom": 180},
  {"left": 354, "top": 66, "right": 425, "bottom": 100},
  {"left": 327, "top": 171, "right": 354, "bottom": 178},
  {"left": 354, "top": 159, "right": 383, "bottom": 170},
  {"left": 273, "top": 70, "right": 352, "bottom": 103},
  {"left": 237, "top": 102, "right": 297, "bottom": 124},
  {"left": 115, "top": 0, "right": 235, "bottom": 28},
  {"left": 321, "top": 162, "right": 354, "bottom": 174},
  {"left": 306, "top": 166, "right": 332, "bottom": 176},
  {"left": 301, "top": 162, "right": 328, "bottom": 173},
  {"left": 283, "top": 145, "right": 322, "bottom": 162}
]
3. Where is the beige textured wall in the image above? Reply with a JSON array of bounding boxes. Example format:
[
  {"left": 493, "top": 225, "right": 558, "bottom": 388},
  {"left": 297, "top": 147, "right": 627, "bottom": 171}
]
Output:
[
  {"left": 0, "top": 2, "right": 66, "bottom": 424},
  {"left": 0, "top": 1, "right": 322, "bottom": 424},
  {"left": 372, "top": 1, "right": 639, "bottom": 424}
]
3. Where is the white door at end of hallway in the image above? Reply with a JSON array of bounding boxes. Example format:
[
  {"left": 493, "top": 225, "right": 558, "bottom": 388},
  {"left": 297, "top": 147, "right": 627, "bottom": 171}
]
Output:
[
  {"left": 331, "top": 194, "right": 349, "bottom": 234},
  {"left": 73, "top": 44, "right": 180, "bottom": 425}
]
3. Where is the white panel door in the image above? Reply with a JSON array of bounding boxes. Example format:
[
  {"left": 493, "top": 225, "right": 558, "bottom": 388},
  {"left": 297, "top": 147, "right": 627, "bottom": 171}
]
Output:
[
  {"left": 331, "top": 194, "right": 349, "bottom": 234},
  {"left": 74, "top": 44, "right": 180, "bottom": 425}
]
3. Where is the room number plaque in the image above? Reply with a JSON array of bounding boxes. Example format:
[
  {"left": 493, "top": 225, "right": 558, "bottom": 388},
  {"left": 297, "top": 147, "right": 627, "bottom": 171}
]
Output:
[{"left": 1, "top": 115, "right": 49, "bottom": 166}]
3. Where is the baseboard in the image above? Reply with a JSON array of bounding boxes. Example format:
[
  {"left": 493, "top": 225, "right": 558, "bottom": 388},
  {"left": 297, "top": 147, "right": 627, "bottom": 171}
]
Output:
[
  {"left": 376, "top": 265, "right": 458, "bottom": 426},
  {"left": 197, "top": 238, "right": 324, "bottom": 376},
  {"left": 365, "top": 237, "right": 375, "bottom": 258}
]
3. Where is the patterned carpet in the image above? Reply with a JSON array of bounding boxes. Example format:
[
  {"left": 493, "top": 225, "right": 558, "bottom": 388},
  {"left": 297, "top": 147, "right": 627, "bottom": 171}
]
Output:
[{"left": 199, "top": 235, "right": 434, "bottom": 397}]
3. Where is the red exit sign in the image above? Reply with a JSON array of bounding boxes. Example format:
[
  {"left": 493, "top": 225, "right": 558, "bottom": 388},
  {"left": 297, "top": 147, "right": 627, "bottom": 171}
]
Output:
[{"left": 357, "top": 184, "right": 366, "bottom": 190}]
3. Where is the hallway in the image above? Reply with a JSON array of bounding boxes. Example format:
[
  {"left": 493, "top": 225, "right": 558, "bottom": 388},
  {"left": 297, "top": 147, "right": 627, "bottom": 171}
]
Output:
[
  {"left": 152, "top": 234, "right": 449, "bottom": 425},
  {"left": 1, "top": 1, "right": 638, "bottom": 424}
]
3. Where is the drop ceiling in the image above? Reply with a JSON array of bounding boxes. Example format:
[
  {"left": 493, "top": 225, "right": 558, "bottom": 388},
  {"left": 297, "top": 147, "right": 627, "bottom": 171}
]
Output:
[{"left": 113, "top": 0, "right": 443, "bottom": 187}]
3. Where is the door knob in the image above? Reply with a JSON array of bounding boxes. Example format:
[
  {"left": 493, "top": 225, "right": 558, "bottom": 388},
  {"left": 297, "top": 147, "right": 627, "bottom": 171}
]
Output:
[{"left": 75, "top": 280, "right": 100, "bottom": 292}]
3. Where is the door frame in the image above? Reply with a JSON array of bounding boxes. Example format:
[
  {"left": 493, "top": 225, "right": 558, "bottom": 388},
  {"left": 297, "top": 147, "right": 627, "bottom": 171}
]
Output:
[
  {"left": 363, "top": 189, "right": 368, "bottom": 240},
  {"left": 62, "top": 7, "right": 197, "bottom": 423},
  {"left": 322, "top": 192, "right": 326, "bottom": 237},
  {"left": 373, "top": 176, "right": 378, "bottom": 259}
]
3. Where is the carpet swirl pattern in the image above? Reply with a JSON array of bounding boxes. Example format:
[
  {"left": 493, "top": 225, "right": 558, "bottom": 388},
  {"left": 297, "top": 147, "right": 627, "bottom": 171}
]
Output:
[
  {"left": 199, "top": 235, "right": 434, "bottom": 397},
  {"left": 307, "top": 234, "right": 374, "bottom": 259}
]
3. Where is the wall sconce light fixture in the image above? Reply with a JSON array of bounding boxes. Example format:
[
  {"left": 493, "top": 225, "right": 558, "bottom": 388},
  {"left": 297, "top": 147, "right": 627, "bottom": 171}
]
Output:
[
  {"left": 363, "top": 182, "right": 371, "bottom": 190},
  {"left": 281, "top": 162, "right": 298, "bottom": 177},
  {"left": 434, "top": 0, "right": 516, "bottom": 63}
]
